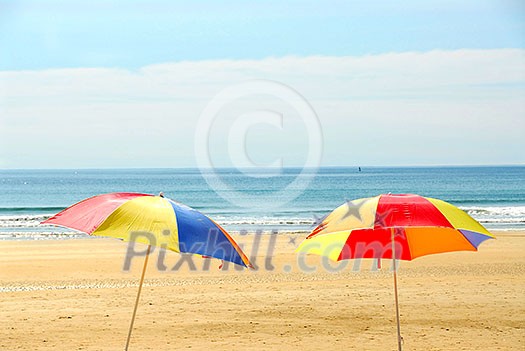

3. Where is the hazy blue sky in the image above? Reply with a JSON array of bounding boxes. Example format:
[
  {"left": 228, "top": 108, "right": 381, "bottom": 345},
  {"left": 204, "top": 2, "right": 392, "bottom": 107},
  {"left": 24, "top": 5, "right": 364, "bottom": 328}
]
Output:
[
  {"left": 0, "top": 1, "right": 524, "bottom": 168},
  {"left": 1, "top": 1, "right": 524, "bottom": 69}
]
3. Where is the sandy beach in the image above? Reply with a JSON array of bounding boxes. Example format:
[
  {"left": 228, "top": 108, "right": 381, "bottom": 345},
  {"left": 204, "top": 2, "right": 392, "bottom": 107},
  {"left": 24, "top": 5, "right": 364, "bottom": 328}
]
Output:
[{"left": 0, "top": 232, "right": 523, "bottom": 350}]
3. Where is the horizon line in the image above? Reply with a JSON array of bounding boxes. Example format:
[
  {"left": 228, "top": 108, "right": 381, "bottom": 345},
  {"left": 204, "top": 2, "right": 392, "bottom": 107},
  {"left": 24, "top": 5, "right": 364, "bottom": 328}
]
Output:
[{"left": 1, "top": 164, "right": 524, "bottom": 171}]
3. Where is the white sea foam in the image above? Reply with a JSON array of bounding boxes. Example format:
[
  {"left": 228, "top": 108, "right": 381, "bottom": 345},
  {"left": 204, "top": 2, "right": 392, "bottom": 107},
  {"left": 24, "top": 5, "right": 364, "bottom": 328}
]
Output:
[
  {"left": 0, "top": 214, "right": 53, "bottom": 228},
  {"left": 212, "top": 216, "right": 316, "bottom": 227},
  {"left": 460, "top": 206, "right": 525, "bottom": 224}
]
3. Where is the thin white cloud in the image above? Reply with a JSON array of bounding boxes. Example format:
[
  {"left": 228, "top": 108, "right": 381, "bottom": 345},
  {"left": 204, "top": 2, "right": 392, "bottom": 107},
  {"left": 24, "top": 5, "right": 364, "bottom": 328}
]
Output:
[{"left": 0, "top": 49, "right": 524, "bottom": 168}]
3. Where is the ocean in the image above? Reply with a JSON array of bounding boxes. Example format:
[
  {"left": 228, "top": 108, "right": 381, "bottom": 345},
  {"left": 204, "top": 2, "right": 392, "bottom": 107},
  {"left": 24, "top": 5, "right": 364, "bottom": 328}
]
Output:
[{"left": 0, "top": 166, "right": 524, "bottom": 239}]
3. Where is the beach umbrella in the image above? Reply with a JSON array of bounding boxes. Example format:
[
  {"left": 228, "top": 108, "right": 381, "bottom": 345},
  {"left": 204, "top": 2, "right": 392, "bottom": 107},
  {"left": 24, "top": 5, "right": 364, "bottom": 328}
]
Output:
[
  {"left": 296, "top": 193, "right": 494, "bottom": 351},
  {"left": 42, "top": 192, "right": 251, "bottom": 350}
]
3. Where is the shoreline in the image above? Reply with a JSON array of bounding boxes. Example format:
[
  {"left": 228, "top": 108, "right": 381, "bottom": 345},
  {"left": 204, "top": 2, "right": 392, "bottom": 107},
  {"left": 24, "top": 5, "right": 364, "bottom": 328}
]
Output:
[{"left": 1, "top": 228, "right": 525, "bottom": 241}]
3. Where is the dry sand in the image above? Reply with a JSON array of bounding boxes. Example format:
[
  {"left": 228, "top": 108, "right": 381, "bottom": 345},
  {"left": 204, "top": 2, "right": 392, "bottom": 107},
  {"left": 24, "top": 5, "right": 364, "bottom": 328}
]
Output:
[{"left": 0, "top": 232, "right": 523, "bottom": 350}]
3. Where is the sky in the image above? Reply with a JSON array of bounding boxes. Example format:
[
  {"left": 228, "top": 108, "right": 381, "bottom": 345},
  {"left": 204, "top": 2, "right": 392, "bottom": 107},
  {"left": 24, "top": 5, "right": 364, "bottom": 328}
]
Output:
[{"left": 0, "top": 0, "right": 524, "bottom": 168}]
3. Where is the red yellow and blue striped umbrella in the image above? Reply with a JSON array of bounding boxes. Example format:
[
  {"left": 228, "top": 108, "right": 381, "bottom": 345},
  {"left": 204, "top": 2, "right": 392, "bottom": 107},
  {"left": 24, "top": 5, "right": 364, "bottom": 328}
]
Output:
[
  {"left": 43, "top": 192, "right": 251, "bottom": 350},
  {"left": 43, "top": 192, "right": 251, "bottom": 267},
  {"left": 296, "top": 194, "right": 494, "bottom": 351}
]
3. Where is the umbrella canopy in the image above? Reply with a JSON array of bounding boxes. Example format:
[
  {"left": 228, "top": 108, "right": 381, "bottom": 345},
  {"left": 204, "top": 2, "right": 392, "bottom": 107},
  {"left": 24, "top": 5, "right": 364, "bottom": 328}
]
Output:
[
  {"left": 298, "top": 193, "right": 494, "bottom": 262},
  {"left": 43, "top": 192, "right": 251, "bottom": 267},
  {"left": 43, "top": 192, "right": 251, "bottom": 350},
  {"left": 296, "top": 193, "right": 494, "bottom": 351}
]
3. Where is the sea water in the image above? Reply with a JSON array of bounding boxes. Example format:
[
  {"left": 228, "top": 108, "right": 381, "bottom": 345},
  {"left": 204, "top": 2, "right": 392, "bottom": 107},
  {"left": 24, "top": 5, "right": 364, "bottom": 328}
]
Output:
[{"left": 0, "top": 166, "right": 523, "bottom": 239}]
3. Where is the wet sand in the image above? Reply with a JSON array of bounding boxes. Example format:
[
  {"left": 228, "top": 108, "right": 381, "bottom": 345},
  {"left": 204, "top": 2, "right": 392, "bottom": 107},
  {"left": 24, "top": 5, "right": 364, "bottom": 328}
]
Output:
[{"left": 0, "top": 232, "right": 523, "bottom": 350}]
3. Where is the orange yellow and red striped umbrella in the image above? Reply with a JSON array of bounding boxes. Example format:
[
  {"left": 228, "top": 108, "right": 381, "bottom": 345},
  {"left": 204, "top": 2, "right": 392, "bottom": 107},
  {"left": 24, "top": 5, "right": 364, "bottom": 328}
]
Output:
[{"left": 297, "top": 193, "right": 494, "bottom": 261}]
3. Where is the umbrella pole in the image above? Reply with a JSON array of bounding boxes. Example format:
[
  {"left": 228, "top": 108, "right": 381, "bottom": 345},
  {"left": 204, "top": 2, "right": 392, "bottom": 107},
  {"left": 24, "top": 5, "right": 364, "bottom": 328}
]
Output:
[
  {"left": 391, "top": 228, "right": 402, "bottom": 351},
  {"left": 125, "top": 244, "right": 151, "bottom": 351}
]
